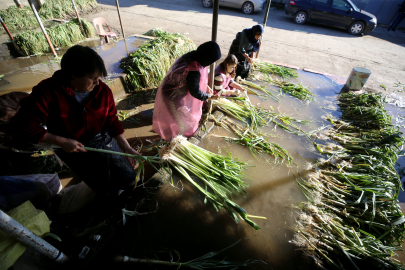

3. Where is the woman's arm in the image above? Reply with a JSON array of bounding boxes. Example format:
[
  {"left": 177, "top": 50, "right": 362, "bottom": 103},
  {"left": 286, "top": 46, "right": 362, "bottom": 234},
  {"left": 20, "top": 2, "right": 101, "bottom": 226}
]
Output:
[
  {"left": 186, "top": 71, "right": 211, "bottom": 100},
  {"left": 42, "top": 133, "right": 86, "bottom": 153},
  {"left": 114, "top": 133, "right": 141, "bottom": 167},
  {"left": 229, "top": 80, "right": 244, "bottom": 91}
]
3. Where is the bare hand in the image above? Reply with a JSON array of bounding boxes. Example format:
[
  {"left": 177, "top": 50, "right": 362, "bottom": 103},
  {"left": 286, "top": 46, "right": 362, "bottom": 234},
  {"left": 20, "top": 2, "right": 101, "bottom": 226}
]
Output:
[
  {"left": 61, "top": 138, "right": 86, "bottom": 153},
  {"left": 207, "top": 87, "right": 214, "bottom": 95},
  {"left": 247, "top": 57, "right": 253, "bottom": 64},
  {"left": 122, "top": 147, "right": 142, "bottom": 168}
]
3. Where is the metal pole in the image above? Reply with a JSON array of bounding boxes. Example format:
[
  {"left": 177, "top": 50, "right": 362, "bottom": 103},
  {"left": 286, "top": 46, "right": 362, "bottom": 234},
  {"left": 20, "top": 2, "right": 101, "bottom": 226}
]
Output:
[
  {"left": 256, "top": 0, "right": 271, "bottom": 58},
  {"left": 71, "top": 0, "right": 86, "bottom": 37},
  {"left": 115, "top": 0, "right": 126, "bottom": 38},
  {"left": 0, "top": 16, "right": 14, "bottom": 41},
  {"left": 28, "top": 0, "right": 57, "bottom": 57},
  {"left": 209, "top": 0, "right": 220, "bottom": 90},
  {"left": 0, "top": 209, "right": 68, "bottom": 263},
  {"left": 15, "top": 0, "right": 23, "bottom": 8}
]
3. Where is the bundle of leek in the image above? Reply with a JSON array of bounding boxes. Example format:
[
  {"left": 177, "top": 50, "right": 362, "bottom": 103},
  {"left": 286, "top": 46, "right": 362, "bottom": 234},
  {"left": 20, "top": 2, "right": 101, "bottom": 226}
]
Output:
[
  {"left": 264, "top": 76, "right": 315, "bottom": 101},
  {"left": 213, "top": 118, "right": 294, "bottom": 165},
  {"left": 255, "top": 106, "right": 311, "bottom": 136},
  {"left": 252, "top": 60, "right": 297, "bottom": 79},
  {"left": 236, "top": 76, "right": 280, "bottom": 102},
  {"left": 120, "top": 29, "right": 196, "bottom": 90},
  {"left": 159, "top": 135, "right": 264, "bottom": 230},
  {"left": 338, "top": 92, "right": 385, "bottom": 108},
  {"left": 211, "top": 97, "right": 267, "bottom": 131},
  {"left": 291, "top": 92, "right": 405, "bottom": 269}
]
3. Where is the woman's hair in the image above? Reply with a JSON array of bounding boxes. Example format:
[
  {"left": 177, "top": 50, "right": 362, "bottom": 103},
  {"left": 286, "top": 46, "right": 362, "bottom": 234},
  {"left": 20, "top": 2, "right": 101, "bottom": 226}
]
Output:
[
  {"left": 61, "top": 45, "right": 107, "bottom": 78},
  {"left": 220, "top": 55, "right": 238, "bottom": 76}
]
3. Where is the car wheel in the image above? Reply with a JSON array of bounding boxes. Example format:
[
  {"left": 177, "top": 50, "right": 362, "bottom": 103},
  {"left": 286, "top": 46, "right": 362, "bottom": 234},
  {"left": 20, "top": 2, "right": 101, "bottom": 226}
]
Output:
[
  {"left": 242, "top": 1, "right": 254, "bottom": 14},
  {"left": 348, "top": 21, "right": 364, "bottom": 35},
  {"left": 202, "top": 0, "right": 213, "bottom": 8},
  {"left": 294, "top": 11, "right": 307, "bottom": 24}
]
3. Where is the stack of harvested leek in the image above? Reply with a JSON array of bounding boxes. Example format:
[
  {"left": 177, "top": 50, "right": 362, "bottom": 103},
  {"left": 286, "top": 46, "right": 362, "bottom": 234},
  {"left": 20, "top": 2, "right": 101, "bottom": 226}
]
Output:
[
  {"left": 291, "top": 92, "right": 405, "bottom": 269},
  {"left": 236, "top": 77, "right": 280, "bottom": 102},
  {"left": 213, "top": 118, "right": 294, "bottom": 165},
  {"left": 264, "top": 76, "right": 315, "bottom": 101},
  {"left": 252, "top": 60, "right": 297, "bottom": 79},
  {"left": 120, "top": 29, "right": 196, "bottom": 90},
  {"left": 211, "top": 97, "right": 267, "bottom": 131},
  {"left": 14, "top": 18, "right": 94, "bottom": 56},
  {"left": 0, "top": 0, "right": 97, "bottom": 33},
  {"left": 160, "top": 135, "right": 264, "bottom": 230}
]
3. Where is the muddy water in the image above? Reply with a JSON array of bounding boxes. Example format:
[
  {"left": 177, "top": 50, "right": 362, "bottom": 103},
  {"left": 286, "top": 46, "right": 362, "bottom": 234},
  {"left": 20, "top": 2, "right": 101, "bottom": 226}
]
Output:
[
  {"left": 118, "top": 72, "right": 405, "bottom": 269},
  {"left": 118, "top": 71, "right": 348, "bottom": 269},
  {"left": 0, "top": 36, "right": 148, "bottom": 95}
]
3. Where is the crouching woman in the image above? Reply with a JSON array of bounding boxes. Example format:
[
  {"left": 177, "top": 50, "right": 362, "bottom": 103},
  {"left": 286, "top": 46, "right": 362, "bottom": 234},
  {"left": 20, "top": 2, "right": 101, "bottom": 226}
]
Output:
[{"left": 10, "top": 45, "right": 140, "bottom": 198}]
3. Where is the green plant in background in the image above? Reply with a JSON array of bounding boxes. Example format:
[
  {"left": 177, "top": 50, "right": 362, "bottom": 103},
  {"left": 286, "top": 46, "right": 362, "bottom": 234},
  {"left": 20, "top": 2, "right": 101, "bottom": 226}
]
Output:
[
  {"left": 120, "top": 28, "right": 196, "bottom": 90},
  {"left": 290, "top": 92, "right": 405, "bottom": 269},
  {"left": 0, "top": 0, "right": 97, "bottom": 33},
  {"left": 14, "top": 18, "right": 94, "bottom": 56}
]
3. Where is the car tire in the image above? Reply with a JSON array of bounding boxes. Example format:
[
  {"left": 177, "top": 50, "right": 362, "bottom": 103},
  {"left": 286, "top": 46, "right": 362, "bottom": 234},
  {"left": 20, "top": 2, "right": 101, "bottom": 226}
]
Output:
[
  {"left": 202, "top": 0, "right": 213, "bottom": 8},
  {"left": 242, "top": 1, "right": 254, "bottom": 14},
  {"left": 348, "top": 21, "right": 364, "bottom": 35},
  {"left": 294, "top": 11, "right": 307, "bottom": 24}
]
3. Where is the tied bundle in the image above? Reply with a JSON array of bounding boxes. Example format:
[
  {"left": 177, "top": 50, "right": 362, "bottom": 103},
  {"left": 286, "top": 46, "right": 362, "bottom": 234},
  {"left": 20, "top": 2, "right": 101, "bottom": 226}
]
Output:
[{"left": 159, "top": 135, "right": 265, "bottom": 230}]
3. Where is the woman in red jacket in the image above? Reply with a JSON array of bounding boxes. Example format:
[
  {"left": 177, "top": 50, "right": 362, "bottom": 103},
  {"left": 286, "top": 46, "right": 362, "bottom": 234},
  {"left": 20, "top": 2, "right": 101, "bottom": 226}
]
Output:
[{"left": 11, "top": 45, "right": 140, "bottom": 198}]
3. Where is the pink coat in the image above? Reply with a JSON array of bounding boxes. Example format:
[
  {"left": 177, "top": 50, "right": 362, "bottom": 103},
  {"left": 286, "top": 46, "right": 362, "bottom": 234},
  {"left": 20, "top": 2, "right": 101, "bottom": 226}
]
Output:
[
  {"left": 214, "top": 65, "right": 235, "bottom": 95},
  {"left": 152, "top": 57, "right": 208, "bottom": 141}
]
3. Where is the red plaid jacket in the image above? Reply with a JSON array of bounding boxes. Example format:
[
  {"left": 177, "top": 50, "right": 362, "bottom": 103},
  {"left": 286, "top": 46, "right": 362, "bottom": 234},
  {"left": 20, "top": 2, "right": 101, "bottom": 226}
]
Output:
[{"left": 10, "top": 70, "right": 124, "bottom": 144}]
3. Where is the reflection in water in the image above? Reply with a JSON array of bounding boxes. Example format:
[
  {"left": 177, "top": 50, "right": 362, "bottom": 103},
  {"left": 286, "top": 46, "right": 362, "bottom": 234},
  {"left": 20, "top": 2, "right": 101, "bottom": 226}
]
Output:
[
  {"left": 117, "top": 71, "right": 405, "bottom": 269},
  {"left": 0, "top": 36, "right": 149, "bottom": 95}
]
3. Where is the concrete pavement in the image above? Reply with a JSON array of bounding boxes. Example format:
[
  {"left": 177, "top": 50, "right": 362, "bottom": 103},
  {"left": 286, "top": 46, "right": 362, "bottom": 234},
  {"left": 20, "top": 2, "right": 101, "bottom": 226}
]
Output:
[{"left": 85, "top": 0, "right": 405, "bottom": 95}]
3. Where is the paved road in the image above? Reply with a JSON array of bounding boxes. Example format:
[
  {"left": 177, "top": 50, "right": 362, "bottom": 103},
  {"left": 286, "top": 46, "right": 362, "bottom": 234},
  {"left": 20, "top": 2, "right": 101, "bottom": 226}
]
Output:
[{"left": 87, "top": 0, "right": 405, "bottom": 94}]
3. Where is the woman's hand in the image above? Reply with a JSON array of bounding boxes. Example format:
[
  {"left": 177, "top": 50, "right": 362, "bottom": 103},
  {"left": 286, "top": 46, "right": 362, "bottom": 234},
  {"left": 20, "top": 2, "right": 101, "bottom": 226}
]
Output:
[
  {"left": 207, "top": 86, "right": 214, "bottom": 96},
  {"left": 122, "top": 147, "right": 142, "bottom": 167},
  {"left": 60, "top": 139, "right": 86, "bottom": 153},
  {"left": 42, "top": 133, "right": 86, "bottom": 153},
  {"left": 247, "top": 57, "right": 253, "bottom": 64}
]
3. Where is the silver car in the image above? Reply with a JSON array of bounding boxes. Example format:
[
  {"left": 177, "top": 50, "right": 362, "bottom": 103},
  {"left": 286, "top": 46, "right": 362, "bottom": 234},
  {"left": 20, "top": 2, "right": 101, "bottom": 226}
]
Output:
[{"left": 201, "top": 0, "right": 267, "bottom": 14}]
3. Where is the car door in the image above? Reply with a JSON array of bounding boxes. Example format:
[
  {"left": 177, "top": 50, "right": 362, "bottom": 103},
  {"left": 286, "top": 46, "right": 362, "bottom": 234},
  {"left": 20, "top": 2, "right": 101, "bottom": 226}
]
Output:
[
  {"left": 328, "top": 0, "right": 355, "bottom": 28},
  {"left": 222, "top": 0, "right": 241, "bottom": 8},
  {"left": 310, "top": 0, "right": 333, "bottom": 25}
]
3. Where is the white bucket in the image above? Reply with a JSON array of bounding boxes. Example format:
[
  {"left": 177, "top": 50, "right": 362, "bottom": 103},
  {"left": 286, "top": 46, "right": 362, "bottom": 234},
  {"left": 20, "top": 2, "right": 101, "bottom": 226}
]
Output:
[{"left": 345, "top": 67, "right": 371, "bottom": 90}]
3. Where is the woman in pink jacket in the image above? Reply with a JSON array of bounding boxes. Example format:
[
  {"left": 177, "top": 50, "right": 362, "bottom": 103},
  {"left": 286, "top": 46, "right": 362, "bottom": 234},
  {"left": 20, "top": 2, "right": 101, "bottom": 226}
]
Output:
[{"left": 152, "top": 41, "right": 221, "bottom": 142}]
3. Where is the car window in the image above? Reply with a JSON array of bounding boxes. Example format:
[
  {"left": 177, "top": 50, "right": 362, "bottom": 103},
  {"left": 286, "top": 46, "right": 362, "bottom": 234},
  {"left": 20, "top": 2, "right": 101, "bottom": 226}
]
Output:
[
  {"left": 346, "top": 0, "right": 359, "bottom": 11},
  {"left": 311, "top": 0, "right": 329, "bottom": 6},
  {"left": 332, "top": 0, "right": 350, "bottom": 10}
]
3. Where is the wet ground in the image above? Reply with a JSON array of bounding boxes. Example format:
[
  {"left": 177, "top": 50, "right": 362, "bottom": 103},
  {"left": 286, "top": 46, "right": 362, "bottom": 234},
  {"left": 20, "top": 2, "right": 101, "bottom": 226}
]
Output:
[
  {"left": 95, "top": 71, "right": 405, "bottom": 270},
  {"left": 0, "top": 36, "right": 149, "bottom": 96},
  {"left": 2, "top": 37, "right": 405, "bottom": 268}
]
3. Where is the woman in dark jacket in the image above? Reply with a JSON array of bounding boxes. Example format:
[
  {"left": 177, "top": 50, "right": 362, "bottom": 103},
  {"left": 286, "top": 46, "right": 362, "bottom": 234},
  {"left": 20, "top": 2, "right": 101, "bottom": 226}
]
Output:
[
  {"left": 228, "top": 25, "right": 263, "bottom": 79},
  {"left": 10, "top": 45, "right": 140, "bottom": 198}
]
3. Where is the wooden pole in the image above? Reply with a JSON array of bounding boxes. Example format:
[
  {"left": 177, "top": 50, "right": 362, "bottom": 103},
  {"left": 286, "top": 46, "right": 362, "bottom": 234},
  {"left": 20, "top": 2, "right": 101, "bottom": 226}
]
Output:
[
  {"left": 0, "top": 16, "right": 14, "bottom": 41},
  {"left": 256, "top": 0, "right": 271, "bottom": 58},
  {"left": 28, "top": 0, "right": 57, "bottom": 57},
  {"left": 115, "top": 0, "right": 126, "bottom": 38},
  {"left": 71, "top": 0, "right": 86, "bottom": 37},
  {"left": 208, "top": 0, "right": 220, "bottom": 90}
]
